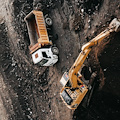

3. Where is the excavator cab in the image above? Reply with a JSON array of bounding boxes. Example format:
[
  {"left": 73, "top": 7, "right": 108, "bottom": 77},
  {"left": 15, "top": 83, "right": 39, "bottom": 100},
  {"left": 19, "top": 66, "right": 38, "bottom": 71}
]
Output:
[
  {"left": 60, "top": 72, "right": 88, "bottom": 109},
  {"left": 60, "top": 73, "right": 73, "bottom": 106}
]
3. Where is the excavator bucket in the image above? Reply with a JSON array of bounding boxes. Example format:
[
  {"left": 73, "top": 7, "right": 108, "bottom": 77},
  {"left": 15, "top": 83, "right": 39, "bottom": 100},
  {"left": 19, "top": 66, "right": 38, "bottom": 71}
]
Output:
[{"left": 109, "top": 18, "right": 120, "bottom": 32}]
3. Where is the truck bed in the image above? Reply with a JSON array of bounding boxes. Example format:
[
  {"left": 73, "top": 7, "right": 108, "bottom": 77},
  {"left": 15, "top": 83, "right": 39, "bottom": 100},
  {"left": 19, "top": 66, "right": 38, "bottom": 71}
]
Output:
[{"left": 24, "top": 10, "right": 51, "bottom": 54}]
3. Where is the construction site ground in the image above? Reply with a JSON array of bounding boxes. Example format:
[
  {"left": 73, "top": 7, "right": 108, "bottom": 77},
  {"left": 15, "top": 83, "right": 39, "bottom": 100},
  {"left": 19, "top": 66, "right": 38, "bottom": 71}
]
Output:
[{"left": 0, "top": 0, "right": 120, "bottom": 120}]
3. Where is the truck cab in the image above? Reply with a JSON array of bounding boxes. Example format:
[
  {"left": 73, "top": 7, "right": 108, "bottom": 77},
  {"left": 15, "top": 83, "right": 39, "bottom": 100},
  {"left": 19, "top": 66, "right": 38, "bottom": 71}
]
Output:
[{"left": 32, "top": 47, "right": 58, "bottom": 66}]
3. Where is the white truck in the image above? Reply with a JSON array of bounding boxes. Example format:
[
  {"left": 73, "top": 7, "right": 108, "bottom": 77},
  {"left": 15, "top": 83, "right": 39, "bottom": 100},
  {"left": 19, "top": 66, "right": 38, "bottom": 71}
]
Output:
[{"left": 24, "top": 10, "right": 58, "bottom": 66}]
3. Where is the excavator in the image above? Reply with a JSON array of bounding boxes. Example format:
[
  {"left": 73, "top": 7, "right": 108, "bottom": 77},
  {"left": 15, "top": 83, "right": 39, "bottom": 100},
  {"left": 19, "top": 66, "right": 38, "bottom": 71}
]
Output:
[
  {"left": 24, "top": 10, "right": 59, "bottom": 66},
  {"left": 60, "top": 18, "right": 120, "bottom": 109}
]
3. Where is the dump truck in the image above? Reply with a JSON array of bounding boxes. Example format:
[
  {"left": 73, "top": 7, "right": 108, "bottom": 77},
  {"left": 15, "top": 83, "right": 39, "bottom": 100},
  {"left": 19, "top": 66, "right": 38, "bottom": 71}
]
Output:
[
  {"left": 60, "top": 18, "right": 120, "bottom": 109},
  {"left": 24, "top": 10, "right": 59, "bottom": 66}
]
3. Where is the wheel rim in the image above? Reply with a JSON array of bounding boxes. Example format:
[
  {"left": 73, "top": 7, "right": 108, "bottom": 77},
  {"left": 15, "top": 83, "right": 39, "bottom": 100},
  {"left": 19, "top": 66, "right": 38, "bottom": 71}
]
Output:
[
  {"left": 52, "top": 47, "right": 58, "bottom": 54},
  {"left": 46, "top": 18, "right": 52, "bottom": 26}
]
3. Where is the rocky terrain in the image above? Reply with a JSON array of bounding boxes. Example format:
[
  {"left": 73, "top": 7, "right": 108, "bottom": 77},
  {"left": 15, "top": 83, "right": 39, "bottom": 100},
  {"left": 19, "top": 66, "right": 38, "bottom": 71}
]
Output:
[{"left": 0, "top": 0, "right": 120, "bottom": 120}]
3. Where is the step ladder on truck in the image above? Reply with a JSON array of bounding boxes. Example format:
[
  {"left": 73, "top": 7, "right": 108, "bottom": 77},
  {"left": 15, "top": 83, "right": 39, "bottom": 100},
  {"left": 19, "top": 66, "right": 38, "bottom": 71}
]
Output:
[{"left": 24, "top": 10, "right": 59, "bottom": 66}]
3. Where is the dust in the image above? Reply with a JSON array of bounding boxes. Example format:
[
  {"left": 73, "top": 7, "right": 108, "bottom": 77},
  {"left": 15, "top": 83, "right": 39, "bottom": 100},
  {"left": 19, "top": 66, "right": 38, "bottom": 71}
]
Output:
[{"left": 93, "top": 38, "right": 110, "bottom": 89}]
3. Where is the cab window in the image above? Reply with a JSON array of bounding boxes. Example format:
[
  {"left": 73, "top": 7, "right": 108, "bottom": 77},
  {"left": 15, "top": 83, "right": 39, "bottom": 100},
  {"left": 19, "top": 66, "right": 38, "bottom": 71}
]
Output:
[
  {"left": 42, "top": 52, "right": 48, "bottom": 58},
  {"left": 39, "top": 59, "right": 48, "bottom": 66}
]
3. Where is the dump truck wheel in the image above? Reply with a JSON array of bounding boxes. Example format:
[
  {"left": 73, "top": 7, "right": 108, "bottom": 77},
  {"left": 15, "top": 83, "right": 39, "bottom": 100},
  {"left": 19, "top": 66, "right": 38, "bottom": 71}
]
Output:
[
  {"left": 35, "top": 3, "right": 43, "bottom": 10},
  {"left": 45, "top": 17, "right": 52, "bottom": 26},
  {"left": 51, "top": 47, "right": 59, "bottom": 55}
]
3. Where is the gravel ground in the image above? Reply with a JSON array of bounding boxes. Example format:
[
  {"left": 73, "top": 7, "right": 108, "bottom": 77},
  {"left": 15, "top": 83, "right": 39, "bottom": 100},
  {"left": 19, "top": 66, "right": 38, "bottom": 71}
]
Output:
[{"left": 0, "top": 0, "right": 120, "bottom": 120}]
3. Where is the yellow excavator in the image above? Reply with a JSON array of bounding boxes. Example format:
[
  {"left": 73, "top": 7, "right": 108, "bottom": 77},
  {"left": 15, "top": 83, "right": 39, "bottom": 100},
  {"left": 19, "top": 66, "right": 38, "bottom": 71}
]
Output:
[{"left": 60, "top": 18, "right": 120, "bottom": 109}]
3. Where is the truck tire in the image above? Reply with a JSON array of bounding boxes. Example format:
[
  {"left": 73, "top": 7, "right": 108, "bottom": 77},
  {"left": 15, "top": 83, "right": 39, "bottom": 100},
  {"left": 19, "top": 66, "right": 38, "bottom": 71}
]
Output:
[
  {"left": 51, "top": 47, "right": 59, "bottom": 55},
  {"left": 45, "top": 17, "right": 52, "bottom": 26},
  {"left": 35, "top": 3, "right": 43, "bottom": 10}
]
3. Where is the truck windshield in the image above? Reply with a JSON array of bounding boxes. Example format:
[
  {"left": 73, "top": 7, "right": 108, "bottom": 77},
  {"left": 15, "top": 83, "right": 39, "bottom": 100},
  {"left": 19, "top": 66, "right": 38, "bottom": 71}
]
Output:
[{"left": 39, "top": 59, "right": 48, "bottom": 66}]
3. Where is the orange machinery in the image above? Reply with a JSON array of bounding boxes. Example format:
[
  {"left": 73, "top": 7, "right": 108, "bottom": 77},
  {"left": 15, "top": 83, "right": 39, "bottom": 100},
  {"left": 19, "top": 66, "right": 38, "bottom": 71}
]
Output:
[{"left": 60, "top": 18, "right": 120, "bottom": 109}]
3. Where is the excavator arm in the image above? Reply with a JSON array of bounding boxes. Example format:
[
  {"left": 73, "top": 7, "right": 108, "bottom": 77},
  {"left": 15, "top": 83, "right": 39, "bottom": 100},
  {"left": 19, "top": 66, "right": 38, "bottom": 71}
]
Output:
[{"left": 69, "top": 18, "right": 120, "bottom": 88}]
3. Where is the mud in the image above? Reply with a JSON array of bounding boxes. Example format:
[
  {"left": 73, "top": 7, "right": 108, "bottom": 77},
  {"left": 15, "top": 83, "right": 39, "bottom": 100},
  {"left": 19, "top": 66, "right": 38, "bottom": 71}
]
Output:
[{"left": 0, "top": 0, "right": 120, "bottom": 120}]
